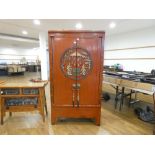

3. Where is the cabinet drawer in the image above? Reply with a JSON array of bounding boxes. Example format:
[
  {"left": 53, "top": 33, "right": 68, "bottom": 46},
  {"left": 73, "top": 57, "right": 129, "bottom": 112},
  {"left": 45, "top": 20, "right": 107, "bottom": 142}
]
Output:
[
  {"left": 1, "top": 88, "right": 19, "bottom": 95},
  {"left": 22, "top": 88, "right": 39, "bottom": 95}
]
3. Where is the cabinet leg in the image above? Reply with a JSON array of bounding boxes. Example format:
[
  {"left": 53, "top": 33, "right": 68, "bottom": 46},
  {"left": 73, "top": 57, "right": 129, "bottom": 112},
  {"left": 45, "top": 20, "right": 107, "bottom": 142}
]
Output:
[
  {"left": 95, "top": 116, "right": 100, "bottom": 126},
  {"left": 51, "top": 116, "right": 57, "bottom": 125}
]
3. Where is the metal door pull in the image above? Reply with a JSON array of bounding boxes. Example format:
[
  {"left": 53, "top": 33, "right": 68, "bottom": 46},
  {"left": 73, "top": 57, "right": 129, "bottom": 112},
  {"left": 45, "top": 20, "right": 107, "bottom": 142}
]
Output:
[
  {"left": 72, "top": 83, "right": 80, "bottom": 107},
  {"left": 72, "top": 88, "right": 75, "bottom": 107},
  {"left": 72, "top": 83, "right": 80, "bottom": 89}
]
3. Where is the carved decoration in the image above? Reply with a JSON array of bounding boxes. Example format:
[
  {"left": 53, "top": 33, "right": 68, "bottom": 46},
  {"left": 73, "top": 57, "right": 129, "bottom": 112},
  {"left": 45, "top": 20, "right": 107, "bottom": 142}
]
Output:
[{"left": 60, "top": 47, "right": 93, "bottom": 80}]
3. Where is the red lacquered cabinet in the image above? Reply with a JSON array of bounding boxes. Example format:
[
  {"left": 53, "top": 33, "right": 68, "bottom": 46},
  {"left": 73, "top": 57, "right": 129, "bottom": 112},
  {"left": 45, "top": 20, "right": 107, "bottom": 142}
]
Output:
[{"left": 48, "top": 31, "right": 105, "bottom": 125}]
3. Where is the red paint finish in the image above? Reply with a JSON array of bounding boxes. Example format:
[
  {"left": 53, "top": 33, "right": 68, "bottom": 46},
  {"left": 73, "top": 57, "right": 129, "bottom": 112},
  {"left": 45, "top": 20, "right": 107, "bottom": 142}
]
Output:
[{"left": 48, "top": 31, "right": 105, "bottom": 125}]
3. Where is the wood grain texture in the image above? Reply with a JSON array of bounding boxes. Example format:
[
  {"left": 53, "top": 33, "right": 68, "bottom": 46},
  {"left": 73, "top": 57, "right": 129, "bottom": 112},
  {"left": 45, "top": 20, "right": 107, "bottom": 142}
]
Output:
[{"left": 0, "top": 80, "right": 5, "bottom": 84}]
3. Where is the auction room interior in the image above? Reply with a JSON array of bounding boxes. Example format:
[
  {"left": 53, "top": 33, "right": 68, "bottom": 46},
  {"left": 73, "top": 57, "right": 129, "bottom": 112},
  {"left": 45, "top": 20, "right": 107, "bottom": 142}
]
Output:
[{"left": 0, "top": 19, "right": 155, "bottom": 135}]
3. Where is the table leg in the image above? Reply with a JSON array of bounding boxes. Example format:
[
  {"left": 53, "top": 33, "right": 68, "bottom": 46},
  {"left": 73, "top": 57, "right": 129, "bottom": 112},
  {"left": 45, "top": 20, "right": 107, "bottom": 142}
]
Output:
[
  {"left": 115, "top": 86, "right": 119, "bottom": 109},
  {"left": 44, "top": 89, "right": 48, "bottom": 116},
  {"left": 119, "top": 87, "right": 125, "bottom": 111},
  {"left": 153, "top": 93, "right": 155, "bottom": 135},
  {"left": 39, "top": 88, "right": 45, "bottom": 122},
  {"left": 9, "top": 112, "right": 12, "bottom": 117},
  {"left": 1, "top": 98, "right": 4, "bottom": 125},
  {"left": 128, "top": 90, "right": 133, "bottom": 107}
]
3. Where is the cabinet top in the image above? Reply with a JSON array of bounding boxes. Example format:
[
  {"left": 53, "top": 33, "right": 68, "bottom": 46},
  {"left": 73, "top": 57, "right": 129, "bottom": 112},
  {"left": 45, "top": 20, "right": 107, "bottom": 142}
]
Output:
[
  {"left": 48, "top": 30, "right": 105, "bottom": 37},
  {"left": 48, "top": 30, "right": 105, "bottom": 32}
]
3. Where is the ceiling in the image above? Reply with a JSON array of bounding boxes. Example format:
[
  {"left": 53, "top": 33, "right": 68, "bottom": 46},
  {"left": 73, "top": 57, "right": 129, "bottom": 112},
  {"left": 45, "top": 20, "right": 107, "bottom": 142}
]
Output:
[{"left": 0, "top": 19, "right": 155, "bottom": 49}]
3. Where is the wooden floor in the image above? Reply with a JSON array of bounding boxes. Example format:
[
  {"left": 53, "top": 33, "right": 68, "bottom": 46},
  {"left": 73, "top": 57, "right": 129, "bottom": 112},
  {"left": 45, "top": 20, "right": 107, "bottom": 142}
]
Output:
[{"left": 0, "top": 72, "right": 154, "bottom": 135}]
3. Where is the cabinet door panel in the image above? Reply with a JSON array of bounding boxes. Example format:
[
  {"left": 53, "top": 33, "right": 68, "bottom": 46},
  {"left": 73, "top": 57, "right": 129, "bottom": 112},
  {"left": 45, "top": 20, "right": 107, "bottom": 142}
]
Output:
[
  {"left": 77, "top": 37, "right": 102, "bottom": 106},
  {"left": 52, "top": 37, "right": 75, "bottom": 106}
]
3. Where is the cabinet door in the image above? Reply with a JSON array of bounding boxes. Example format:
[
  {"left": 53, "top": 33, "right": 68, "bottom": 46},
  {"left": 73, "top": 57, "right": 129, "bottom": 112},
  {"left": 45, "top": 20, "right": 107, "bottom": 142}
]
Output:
[
  {"left": 50, "top": 37, "right": 75, "bottom": 107},
  {"left": 76, "top": 37, "right": 103, "bottom": 106},
  {"left": 50, "top": 34, "right": 103, "bottom": 107}
]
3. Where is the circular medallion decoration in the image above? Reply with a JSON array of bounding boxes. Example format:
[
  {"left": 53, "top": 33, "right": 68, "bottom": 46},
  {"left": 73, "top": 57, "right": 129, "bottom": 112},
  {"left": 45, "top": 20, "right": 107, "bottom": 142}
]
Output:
[{"left": 60, "top": 47, "right": 93, "bottom": 80}]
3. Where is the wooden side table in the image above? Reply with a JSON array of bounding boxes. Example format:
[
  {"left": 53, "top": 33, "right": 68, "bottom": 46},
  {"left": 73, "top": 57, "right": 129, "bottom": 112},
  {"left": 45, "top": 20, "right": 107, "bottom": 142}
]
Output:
[{"left": 0, "top": 82, "right": 47, "bottom": 125}]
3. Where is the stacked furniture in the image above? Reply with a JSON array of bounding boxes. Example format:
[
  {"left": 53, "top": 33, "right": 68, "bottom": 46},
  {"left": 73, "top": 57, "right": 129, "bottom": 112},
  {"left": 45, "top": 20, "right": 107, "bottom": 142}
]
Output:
[
  {"left": 7, "top": 65, "right": 26, "bottom": 75},
  {"left": 0, "top": 64, "right": 7, "bottom": 76}
]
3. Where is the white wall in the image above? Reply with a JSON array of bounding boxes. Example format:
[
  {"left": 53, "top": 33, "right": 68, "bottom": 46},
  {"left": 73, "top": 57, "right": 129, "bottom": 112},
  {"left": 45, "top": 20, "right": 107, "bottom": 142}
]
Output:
[
  {"left": 104, "top": 27, "right": 155, "bottom": 73},
  {"left": 0, "top": 47, "right": 40, "bottom": 64}
]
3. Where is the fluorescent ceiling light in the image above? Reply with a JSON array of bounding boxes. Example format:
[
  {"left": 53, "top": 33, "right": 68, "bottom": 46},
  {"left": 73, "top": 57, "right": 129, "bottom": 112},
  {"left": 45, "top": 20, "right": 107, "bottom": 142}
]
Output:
[
  {"left": 22, "top": 30, "right": 28, "bottom": 35},
  {"left": 33, "top": 19, "right": 40, "bottom": 25},
  {"left": 75, "top": 23, "right": 82, "bottom": 29},
  {"left": 109, "top": 22, "right": 116, "bottom": 29}
]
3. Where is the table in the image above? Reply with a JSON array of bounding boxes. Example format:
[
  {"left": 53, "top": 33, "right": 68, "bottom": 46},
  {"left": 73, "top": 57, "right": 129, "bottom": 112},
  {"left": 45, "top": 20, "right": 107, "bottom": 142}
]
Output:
[
  {"left": 103, "top": 74, "right": 155, "bottom": 134},
  {"left": 0, "top": 80, "right": 5, "bottom": 84},
  {"left": 103, "top": 74, "right": 155, "bottom": 102},
  {"left": 0, "top": 81, "right": 48, "bottom": 125}
]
